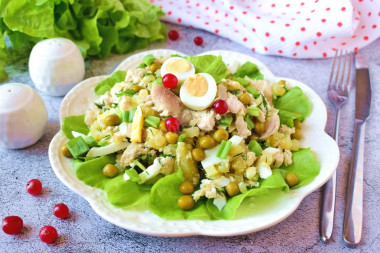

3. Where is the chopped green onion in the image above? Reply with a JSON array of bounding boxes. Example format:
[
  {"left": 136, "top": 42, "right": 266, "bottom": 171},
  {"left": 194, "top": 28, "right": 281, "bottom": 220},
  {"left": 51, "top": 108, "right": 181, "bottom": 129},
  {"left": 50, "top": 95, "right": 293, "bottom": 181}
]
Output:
[
  {"left": 216, "top": 140, "right": 227, "bottom": 158},
  {"left": 177, "top": 133, "right": 188, "bottom": 143},
  {"left": 124, "top": 169, "right": 141, "bottom": 183},
  {"left": 232, "top": 77, "right": 250, "bottom": 87},
  {"left": 219, "top": 141, "right": 232, "bottom": 159},
  {"left": 219, "top": 115, "right": 233, "bottom": 127},
  {"left": 246, "top": 86, "right": 260, "bottom": 98},
  {"left": 116, "top": 89, "right": 137, "bottom": 97},
  {"left": 93, "top": 101, "right": 105, "bottom": 109},
  {"left": 144, "top": 115, "right": 160, "bottom": 128},
  {"left": 154, "top": 77, "right": 162, "bottom": 85},
  {"left": 244, "top": 114, "right": 255, "bottom": 130},
  {"left": 66, "top": 136, "right": 90, "bottom": 159},
  {"left": 84, "top": 136, "right": 98, "bottom": 147},
  {"left": 122, "top": 108, "right": 136, "bottom": 123},
  {"left": 247, "top": 106, "right": 260, "bottom": 116},
  {"left": 248, "top": 140, "right": 263, "bottom": 157},
  {"left": 133, "top": 160, "right": 146, "bottom": 171},
  {"left": 228, "top": 89, "right": 240, "bottom": 95}
]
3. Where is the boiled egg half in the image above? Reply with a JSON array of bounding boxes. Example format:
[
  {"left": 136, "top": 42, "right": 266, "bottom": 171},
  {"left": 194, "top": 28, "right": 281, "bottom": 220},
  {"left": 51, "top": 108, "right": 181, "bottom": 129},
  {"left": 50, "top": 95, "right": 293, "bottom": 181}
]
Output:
[
  {"left": 160, "top": 57, "right": 195, "bottom": 83},
  {"left": 180, "top": 73, "right": 217, "bottom": 111}
]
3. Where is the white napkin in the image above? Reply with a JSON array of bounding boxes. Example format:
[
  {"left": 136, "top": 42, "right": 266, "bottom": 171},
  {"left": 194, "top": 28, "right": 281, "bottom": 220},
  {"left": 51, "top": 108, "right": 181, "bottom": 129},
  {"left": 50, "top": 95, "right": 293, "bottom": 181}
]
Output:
[{"left": 154, "top": 0, "right": 380, "bottom": 58}]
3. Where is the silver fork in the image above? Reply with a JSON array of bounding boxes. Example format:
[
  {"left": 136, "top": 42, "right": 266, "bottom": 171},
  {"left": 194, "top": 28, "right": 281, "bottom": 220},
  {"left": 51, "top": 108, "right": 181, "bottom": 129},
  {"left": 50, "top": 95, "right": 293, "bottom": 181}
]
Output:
[{"left": 320, "top": 50, "right": 353, "bottom": 242}]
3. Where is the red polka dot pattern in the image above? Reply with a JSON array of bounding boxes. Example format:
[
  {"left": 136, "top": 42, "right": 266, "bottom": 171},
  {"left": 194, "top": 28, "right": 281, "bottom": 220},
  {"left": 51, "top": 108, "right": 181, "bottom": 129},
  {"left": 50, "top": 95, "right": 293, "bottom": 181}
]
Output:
[{"left": 157, "top": 0, "right": 380, "bottom": 58}]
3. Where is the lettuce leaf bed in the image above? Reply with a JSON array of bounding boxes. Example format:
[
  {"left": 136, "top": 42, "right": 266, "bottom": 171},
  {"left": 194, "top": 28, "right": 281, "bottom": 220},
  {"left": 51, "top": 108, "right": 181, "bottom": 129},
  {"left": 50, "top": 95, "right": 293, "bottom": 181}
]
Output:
[
  {"left": 60, "top": 57, "right": 319, "bottom": 220},
  {"left": 62, "top": 116, "right": 319, "bottom": 220}
]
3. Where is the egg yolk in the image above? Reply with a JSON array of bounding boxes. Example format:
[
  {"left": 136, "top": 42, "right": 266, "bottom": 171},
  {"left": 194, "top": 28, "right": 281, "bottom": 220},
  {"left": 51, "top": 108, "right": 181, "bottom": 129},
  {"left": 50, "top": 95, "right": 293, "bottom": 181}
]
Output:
[
  {"left": 185, "top": 74, "right": 208, "bottom": 97},
  {"left": 166, "top": 59, "right": 191, "bottom": 74}
]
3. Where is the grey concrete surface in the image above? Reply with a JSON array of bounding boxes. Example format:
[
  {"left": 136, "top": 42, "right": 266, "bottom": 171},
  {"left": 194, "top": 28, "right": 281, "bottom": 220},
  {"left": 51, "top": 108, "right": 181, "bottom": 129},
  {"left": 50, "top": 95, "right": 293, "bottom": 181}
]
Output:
[{"left": 0, "top": 23, "right": 379, "bottom": 253}]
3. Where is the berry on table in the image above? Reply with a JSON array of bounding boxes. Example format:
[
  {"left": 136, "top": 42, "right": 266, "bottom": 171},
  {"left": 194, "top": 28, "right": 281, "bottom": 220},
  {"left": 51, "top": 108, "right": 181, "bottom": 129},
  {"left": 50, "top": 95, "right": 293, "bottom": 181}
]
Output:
[
  {"left": 2, "top": 216, "right": 23, "bottom": 235},
  {"left": 26, "top": 179, "right": 42, "bottom": 196},
  {"left": 194, "top": 36, "right": 203, "bottom": 46},
  {"left": 168, "top": 30, "right": 179, "bottom": 40},
  {"left": 39, "top": 225, "right": 58, "bottom": 244},
  {"left": 53, "top": 203, "right": 70, "bottom": 219}
]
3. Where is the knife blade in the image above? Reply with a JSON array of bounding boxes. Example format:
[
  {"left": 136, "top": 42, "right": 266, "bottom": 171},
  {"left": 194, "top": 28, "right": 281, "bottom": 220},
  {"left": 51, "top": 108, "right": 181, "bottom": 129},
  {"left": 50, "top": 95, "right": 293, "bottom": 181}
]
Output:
[
  {"left": 343, "top": 53, "right": 372, "bottom": 246},
  {"left": 354, "top": 54, "right": 371, "bottom": 120}
]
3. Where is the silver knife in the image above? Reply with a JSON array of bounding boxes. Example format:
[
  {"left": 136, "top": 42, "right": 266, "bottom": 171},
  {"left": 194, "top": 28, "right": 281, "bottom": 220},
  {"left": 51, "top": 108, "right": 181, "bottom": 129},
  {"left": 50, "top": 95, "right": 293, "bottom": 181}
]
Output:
[{"left": 343, "top": 53, "right": 371, "bottom": 246}]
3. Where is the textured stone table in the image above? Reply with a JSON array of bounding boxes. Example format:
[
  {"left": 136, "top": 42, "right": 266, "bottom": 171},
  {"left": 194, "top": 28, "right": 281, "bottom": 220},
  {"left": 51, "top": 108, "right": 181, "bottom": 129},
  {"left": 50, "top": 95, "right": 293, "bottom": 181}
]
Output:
[{"left": 1, "top": 23, "right": 379, "bottom": 253}]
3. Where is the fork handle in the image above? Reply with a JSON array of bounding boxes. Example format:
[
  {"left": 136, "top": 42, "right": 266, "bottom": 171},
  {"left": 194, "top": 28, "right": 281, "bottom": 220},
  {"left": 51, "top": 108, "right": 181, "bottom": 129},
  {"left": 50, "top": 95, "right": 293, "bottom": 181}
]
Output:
[
  {"left": 343, "top": 120, "right": 365, "bottom": 246},
  {"left": 320, "top": 108, "right": 340, "bottom": 242}
]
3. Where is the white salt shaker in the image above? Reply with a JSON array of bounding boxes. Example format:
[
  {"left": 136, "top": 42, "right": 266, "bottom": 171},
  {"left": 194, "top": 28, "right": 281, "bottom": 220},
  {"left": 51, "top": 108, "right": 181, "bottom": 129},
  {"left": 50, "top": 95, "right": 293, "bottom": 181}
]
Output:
[
  {"left": 29, "top": 38, "right": 85, "bottom": 96},
  {"left": 0, "top": 83, "right": 48, "bottom": 149}
]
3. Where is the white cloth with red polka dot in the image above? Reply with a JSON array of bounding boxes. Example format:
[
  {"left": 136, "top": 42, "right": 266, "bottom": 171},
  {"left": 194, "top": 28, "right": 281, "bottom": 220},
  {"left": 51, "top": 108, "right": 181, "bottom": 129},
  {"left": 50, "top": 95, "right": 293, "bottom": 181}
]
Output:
[{"left": 153, "top": 0, "right": 380, "bottom": 58}]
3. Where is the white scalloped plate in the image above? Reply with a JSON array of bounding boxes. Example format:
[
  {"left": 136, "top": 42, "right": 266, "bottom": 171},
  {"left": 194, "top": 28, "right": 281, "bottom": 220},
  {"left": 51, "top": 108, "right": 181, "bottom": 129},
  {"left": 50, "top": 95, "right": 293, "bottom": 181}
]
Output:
[{"left": 49, "top": 49, "right": 339, "bottom": 237}]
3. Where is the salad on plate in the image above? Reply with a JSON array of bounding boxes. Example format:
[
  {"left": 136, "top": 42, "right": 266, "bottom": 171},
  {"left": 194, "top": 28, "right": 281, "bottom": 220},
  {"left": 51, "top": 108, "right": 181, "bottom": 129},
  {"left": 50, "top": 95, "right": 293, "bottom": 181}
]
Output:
[{"left": 60, "top": 54, "right": 320, "bottom": 220}]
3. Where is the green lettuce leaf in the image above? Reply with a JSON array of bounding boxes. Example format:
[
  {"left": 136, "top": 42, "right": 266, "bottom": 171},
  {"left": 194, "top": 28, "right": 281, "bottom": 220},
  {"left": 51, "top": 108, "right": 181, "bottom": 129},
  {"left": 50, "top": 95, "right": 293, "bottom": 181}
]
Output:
[
  {"left": 105, "top": 174, "right": 151, "bottom": 208},
  {"left": 277, "top": 148, "right": 320, "bottom": 188},
  {"left": 186, "top": 55, "right": 228, "bottom": 83},
  {"left": 73, "top": 155, "right": 150, "bottom": 208},
  {"left": 0, "top": 0, "right": 166, "bottom": 82},
  {"left": 274, "top": 87, "right": 312, "bottom": 124},
  {"left": 233, "top": 61, "right": 264, "bottom": 80},
  {"left": 94, "top": 70, "right": 127, "bottom": 95},
  {"left": 73, "top": 154, "right": 116, "bottom": 189},
  {"left": 148, "top": 169, "right": 212, "bottom": 220},
  {"left": 62, "top": 114, "right": 89, "bottom": 139},
  {"left": 206, "top": 148, "right": 319, "bottom": 220},
  {"left": 277, "top": 110, "right": 303, "bottom": 128}
]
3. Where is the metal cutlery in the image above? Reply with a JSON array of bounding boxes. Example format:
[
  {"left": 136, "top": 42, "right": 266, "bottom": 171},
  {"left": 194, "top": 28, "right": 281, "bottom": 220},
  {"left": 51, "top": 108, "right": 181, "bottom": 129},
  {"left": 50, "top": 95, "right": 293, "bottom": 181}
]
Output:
[
  {"left": 343, "top": 53, "right": 372, "bottom": 246},
  {"left": 320, "top": 50, "right": 353, "bottom": 242}
]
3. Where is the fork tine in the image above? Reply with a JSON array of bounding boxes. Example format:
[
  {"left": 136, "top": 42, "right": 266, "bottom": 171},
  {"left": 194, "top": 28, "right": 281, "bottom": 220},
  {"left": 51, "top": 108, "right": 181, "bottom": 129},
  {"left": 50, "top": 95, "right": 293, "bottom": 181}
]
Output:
[
  {"left": 345, "top": 53, "right": 353, "bottom": 92},
  {"left": 328, "top": 50, "right": 338, "bottom": 89},
  {"left": 333, "top": 50, "right": 343, "bottom": 88},
  {"left": 339, "top": 51, "right": 347, "bottom": 90}
]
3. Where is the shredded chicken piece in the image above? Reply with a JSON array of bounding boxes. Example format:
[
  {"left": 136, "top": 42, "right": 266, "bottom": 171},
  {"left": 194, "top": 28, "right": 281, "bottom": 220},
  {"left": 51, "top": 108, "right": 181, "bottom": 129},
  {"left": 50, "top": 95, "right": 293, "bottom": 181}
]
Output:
[
  {"left": 284, "top": 149, "right": 293, "bottom": 166},
  {"left": 226, "top": 93, "right": 247, "bottom": 115},
  {"left": 250, "top": 79, "right": 273, "bottom": 104},
  {"left": 159, "top": 157, "right": 176, "bottom": 175},
  {"left": 119, "top": 143, "right": 154, "bottom": 167},
  {"left": 216, "top": 84, "right": 228, "bottom": 100},
  {"left": 125, "top": 68, "right": 146, "bottom": 84},
  {"left": 192, "top": 179, "right": 222, "bottom": 201},
  {"left": 100, "top": 93, "right": 113, "bottom": 107},
  {"left": 119, "top": 96, "right": 132, "bottom": 111},
  {"left": 257, "top": 109, "right": 266, "bottom": 123},
  {"left": 260, "top": 109, "right": 280, "bottom": 139},
  {"left": 235, "top": 115, "right": 251, "bottom": 138},
  {"left": 272, "top": 151, "right": 284, "bottom": 168},
  {"left": 110, "top": 82, "right": 125, "bottom": 96},
  {"left": 84, "top": 105, "right": 100, "bottom": 127},
  {"left": 191, "top": 111, "right": 215, "bottom": 132},
  {"left": 246, "top": 152, "right": 257, "bottom": 167},
  {"left": 150, "top": 83, "right": 185, "bottom": 117},
  {"left": 279, "top": 124, "right": 295, "bottom": 135}
]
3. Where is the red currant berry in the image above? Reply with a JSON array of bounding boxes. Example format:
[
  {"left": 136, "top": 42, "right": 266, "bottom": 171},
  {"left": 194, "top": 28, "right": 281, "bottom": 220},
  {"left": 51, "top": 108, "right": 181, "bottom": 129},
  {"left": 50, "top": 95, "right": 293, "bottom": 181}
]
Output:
[
  {"left": 39, "top": 226, "right": 58, "bottom": 244},
  {"left": 194, "top": 36, "right": 203, "bottom": 46},
  {"left": 162, "top": 73, "right": 178, "bottom": 89},
  {"left": 26, "top": 179, "right": 42, "bottom": 196},
  {"left": 165, "top": 117, "right": 180, "bottom": 132},
  {"left": 2, "top": 216, "right": 23, "bottom": 235},
  {"left": 213, "top": 100, "right": 228, "bottom": 114},
  {"left": 53, "top": 203, "right": 70, "bottom": 219},
  {"left": 168, "top": 30, "right": 179, "bottom": 40}
]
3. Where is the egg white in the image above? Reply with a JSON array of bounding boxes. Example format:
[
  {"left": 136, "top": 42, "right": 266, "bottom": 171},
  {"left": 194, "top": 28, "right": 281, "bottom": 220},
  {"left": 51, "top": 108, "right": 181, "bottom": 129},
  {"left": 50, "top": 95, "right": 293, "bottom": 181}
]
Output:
[
  {"left": 160, "top": 57, "right": 195, "bottom": 83},
  {"left": 180, "top": 73, "right": 217, "bottom": 111}
]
